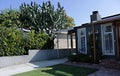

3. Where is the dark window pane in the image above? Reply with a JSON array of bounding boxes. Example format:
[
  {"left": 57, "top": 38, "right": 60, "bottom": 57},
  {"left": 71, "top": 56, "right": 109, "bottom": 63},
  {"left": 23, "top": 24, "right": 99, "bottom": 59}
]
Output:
[{"left": 105, "top": 26, "right": 112, "bottom": 32}]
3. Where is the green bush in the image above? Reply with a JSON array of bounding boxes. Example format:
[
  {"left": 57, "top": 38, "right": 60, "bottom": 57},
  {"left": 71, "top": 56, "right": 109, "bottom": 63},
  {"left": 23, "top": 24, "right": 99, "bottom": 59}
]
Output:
[
  {"left": 68, "top": 55, "right": 76, "bottom": 62},
  {"left": 68, "top": 53, "right": 102, "bottom": 63},
  {"left": 0, "top": 27, "right": 27, "bottom": 56},
  {"left": 68, "top": 53, "right": 92, "bottom": 63},
  {"left": 27, "top": 30, "right": 49, "bottom": 49},
  {"left": 0, "top": 27, "right": 49, "bottom": 57}
]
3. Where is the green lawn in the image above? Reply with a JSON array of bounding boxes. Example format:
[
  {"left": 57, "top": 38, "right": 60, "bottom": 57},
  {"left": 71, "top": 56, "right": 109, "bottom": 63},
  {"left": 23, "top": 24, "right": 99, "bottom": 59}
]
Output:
[{"left": 13, "top": 64, "right": 97, "bottom": 76}]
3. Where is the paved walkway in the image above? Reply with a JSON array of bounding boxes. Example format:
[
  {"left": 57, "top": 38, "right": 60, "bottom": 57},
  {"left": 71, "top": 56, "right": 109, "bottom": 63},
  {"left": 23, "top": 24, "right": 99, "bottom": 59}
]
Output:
[
  {"left": 0, "top": 58, "right": 67, "bottom": 76},
  {"left": 64, "top": 62, "right": 120, "bottom": 76},
  {"left": 88, "top": 68, "right": 120, "bottom": 76},
  {"left": 1, "top": 58, "right": 120, "bottom": 76}
]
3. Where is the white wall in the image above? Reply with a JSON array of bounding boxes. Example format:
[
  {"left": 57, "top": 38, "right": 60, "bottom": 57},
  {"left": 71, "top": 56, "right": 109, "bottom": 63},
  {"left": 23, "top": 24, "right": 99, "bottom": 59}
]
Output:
[{"left": 54, "top": 33, "right": 76, "bottom": 49}]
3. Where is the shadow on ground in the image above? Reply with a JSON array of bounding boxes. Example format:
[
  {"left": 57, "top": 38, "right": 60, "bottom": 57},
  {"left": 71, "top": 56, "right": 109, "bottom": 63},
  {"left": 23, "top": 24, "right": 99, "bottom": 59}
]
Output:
[{"left": 41, "top": 64, "right": 97, "bottom": 76}]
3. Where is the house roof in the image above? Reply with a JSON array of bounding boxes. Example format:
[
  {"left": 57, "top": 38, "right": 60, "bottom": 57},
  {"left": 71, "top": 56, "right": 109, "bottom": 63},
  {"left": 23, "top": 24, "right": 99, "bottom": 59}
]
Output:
[
  {"left": 92, "top": 14, "right": 120, "bottom": 24},
  {"left": 76, "top": 13, "right": 120, "bottom": 28},
  {"left": 68, "top": 13, "right": 120, "bottom": 34},
  {"left": 68, "top": 29, "right": 75, "bottom": 34},
  {"left": 54, "top": 29, "right": 69, "bottom": 34}
]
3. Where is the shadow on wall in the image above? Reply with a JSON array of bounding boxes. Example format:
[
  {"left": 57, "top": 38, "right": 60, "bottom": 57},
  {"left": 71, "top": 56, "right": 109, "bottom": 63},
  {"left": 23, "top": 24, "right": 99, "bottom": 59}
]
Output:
[{"left": 29, "top": 49, "right": 71, "bottom": 62}]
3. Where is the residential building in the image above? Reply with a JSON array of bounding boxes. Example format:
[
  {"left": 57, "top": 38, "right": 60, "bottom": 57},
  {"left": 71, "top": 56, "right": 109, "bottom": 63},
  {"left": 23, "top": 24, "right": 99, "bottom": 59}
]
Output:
[{"left": 68, "top": 11, "right": 120, "bottom": 59}]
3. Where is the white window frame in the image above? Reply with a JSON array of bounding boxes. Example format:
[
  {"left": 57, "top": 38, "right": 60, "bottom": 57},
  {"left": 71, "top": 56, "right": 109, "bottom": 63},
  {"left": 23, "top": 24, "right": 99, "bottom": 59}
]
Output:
[
  {"left": 77, "top": 28, "right": 87, "bottom": 54},
  {"left": 101, "top": 23, "right": 115, "bottom": 55}
]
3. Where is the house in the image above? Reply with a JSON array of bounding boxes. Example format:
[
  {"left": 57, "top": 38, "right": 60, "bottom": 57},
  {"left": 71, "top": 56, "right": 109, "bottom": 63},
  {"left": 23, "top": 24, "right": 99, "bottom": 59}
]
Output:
[
  {"left": 68, "top": 11, "right": 120, "bottom": 60},
  {"left": 54, "top": 29, "right": 76, "bottom": 49}
]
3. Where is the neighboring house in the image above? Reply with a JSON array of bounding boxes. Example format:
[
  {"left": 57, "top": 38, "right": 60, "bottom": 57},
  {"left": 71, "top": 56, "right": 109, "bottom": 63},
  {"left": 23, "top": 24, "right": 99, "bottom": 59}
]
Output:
[
  {"left": 54, "top": 29, "right": 76, "bottom": 49},
  {"left": 68, "top": 11, "right": 120, "bottom": 59}
]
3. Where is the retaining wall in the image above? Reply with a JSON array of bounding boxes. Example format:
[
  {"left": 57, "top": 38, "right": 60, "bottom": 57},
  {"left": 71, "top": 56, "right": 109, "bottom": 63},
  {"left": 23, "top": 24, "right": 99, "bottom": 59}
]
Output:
[{"left": 0, "top": 49, "right": 75, "bottom": 68}]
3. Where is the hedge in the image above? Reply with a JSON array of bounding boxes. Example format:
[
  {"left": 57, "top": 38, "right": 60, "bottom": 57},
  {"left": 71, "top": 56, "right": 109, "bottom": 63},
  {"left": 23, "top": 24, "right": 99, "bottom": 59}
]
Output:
[{"left": 0, "top": 27, "right": 49, "bottom": 56}]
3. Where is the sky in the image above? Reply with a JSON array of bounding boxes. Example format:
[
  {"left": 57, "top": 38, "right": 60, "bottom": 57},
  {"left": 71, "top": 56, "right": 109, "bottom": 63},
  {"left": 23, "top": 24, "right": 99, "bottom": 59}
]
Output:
[{"left": 0, "top": 0, "right": 120, "bottom": 26}]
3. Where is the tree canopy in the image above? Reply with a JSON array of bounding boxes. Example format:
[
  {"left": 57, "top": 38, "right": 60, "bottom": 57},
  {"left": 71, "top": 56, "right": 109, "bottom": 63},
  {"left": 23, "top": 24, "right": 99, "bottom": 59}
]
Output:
[
  {"left": 0, "top": 1, "right": 75, "bottom": 49},
  {"left": 19, "top": 1, "right": 75, "bottom": 34},
  {"left": 0, "top": 9, "right": 20, "bottom": 28}
]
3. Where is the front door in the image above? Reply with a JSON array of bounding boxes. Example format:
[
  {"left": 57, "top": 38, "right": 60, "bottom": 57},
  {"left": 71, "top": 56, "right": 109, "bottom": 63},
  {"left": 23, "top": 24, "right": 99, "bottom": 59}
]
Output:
[{"left": 101, "top": 23, "right": 115, "bottom": 55}]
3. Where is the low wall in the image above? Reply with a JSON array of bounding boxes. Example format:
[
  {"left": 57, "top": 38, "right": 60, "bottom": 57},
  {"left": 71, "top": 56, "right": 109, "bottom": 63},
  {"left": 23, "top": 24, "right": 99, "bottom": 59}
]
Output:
[{"left": 0, "top": 49, "right": 75, "bottom": 68}]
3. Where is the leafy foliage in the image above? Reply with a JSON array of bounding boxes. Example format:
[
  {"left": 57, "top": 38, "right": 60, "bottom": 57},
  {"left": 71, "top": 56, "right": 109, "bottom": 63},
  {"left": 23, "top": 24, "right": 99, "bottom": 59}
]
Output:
[
  {"left": 0, "top": 1, "right": 75, "bottom": 56},
  {"left": 0, "top": 27, "right": 49, "bottom": 56},
  {"left": 0, "top": 9, "right": 20, "bottom": 27},
  {"left": 0, "top": 27, "right": 27, "bottom": 56},
  {"left": 68, "top": 53, "right": 92, "bottom": 63},
  {"left": 27, "top": 30, "right": 49, "bottom": 49},
  {"left": 19, "top": 1, "right": 74, "bottom": 34},
  {"left": 65, "top": 16, "right": 75, "bottom": 29}
]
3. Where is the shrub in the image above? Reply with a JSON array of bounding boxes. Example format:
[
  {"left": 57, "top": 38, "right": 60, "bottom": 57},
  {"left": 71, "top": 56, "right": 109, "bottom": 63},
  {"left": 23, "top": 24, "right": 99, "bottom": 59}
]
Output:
[
  {"left": 27, "top": 30, "right": 49, "bottom": 49},
  {"left": 68, "top": 53, "right": 92, "bottom": 63},
  {"left": 0, "top": 27, "right": 52, "bottom": 57},
  {"left": 68, "top": 55, "right": 76, "bottom": 62},
  {"left": 0, "top": 27, "right": 27, "bottom": 56},
  {"left": 68, "top": 53, "right": 102, "bottom": 63}
]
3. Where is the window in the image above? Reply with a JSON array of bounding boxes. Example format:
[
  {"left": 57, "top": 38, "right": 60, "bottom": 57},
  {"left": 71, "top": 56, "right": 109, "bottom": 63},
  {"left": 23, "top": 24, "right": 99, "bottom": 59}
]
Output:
[
  {"left": 80, "top": 30, "right": 85, "bottom": 35},
  {"left": 78, "top": 28, "right": 87, "bottom": 54},
  {"left": 104, "top": 33, "right": 113, "bottom": 53},
  {"left": 105, "top": 25, "right": 112, "bottom": 32},
  {"left": 101, "top": 23, "right": 115, "bottom": 55}
]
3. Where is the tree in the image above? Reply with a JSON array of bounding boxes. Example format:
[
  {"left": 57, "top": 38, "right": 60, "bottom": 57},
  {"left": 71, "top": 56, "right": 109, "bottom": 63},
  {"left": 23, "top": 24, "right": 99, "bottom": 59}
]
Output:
[
  {"left": 19, "top": 2, "right": 40, "bottom": 31},
  {"left": 19, "top": 1, "right": 75, "bottom": 49},
  {"left": 19, "top": 1, "right": 74, "bottom": 34},
  {"left": 65, "top": 16, "right": 75, "bottom": 29},
  {"left": 0, "top": 9, "right": 20, "bottom": 28}
]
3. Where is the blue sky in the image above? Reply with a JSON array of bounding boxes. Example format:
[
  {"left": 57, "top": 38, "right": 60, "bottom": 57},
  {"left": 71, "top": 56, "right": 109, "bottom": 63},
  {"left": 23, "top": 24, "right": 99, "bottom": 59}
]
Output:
[{"left": 0, "top": 0, "right": 120, "bottom": 26}]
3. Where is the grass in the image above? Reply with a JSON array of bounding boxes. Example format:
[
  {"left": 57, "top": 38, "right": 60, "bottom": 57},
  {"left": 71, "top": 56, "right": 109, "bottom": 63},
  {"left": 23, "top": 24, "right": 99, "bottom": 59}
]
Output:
[{"left": 13, "top": 64, "right": 97, "bottom": 76}]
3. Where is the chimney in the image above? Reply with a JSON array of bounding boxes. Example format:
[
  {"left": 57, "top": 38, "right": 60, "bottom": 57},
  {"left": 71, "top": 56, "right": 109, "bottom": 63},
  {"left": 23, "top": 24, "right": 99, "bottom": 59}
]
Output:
[{"left": 90, "top": 11, "right": 101, "bottom": 22}]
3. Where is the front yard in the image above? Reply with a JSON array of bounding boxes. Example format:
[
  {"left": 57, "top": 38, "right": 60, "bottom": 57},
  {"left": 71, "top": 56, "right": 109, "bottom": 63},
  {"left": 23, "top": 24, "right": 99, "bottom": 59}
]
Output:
[{"left": 13, "top": 64, "right": 97, "bottom": 76}]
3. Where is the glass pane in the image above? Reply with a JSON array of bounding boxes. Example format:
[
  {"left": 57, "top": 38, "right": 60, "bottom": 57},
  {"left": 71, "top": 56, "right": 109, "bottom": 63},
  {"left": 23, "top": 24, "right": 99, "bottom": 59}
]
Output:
[
  {"left": 80, "top": 30, "right": 85, "bottom": 35},
  {"left": 81, "top": 37, "right": 85, "bottom": 52},
  {"left": 104, "top": 33, "right": 113, "bottom": 53},
  {"left": 105, "top": 26, "right": 112, "bottom": 32}
]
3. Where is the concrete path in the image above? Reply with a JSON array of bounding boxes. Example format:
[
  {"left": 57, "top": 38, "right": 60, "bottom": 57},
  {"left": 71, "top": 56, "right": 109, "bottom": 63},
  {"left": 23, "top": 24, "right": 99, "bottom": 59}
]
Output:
[
  {"left": 88, "top": 67, "right": 120, "bottom": 76},
  {"left": 0, "top": 58, "right": 67, "bottom": 76}
]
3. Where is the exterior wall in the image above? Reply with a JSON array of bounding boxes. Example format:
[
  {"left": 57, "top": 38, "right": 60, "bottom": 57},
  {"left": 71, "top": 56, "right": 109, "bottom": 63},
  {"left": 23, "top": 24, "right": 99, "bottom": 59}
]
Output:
[
  {"left": 114, "top": 21, "right": 120, "bottom": 59},
  {"left": 113, "top": 23, "right": 117, "bottom": 58},
  {"left": 54, "top": 33, "right": 76, "bottom": 49},
  {"left": 85, "top": 23, "right": 116, "bottom": 57},
  {"left": 94, "top": 24, "right": 102, "bottom": 56},
  {"left": 76, "top": 24, "right": 103, "bottom": 56},
  {"left": 0, "top": 49, "right": 73, "bottom": 68}
]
